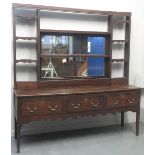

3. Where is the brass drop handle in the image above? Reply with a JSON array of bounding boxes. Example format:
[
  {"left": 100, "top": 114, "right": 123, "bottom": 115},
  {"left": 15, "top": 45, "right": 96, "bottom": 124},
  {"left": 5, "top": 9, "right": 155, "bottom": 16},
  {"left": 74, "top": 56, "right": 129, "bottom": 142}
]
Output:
[
  {"left": 72, "top": 103, "right": 80, "bottom": 109},
  {"left": 26, "top": 107, "right": 37, "bottom": 113},
  {"left": 48, "top": 105, "right": 58, "bottom": 111},
  {"left": 128, "top": 99, "right": 135, "bottom": 104},
  {"left": 113, "top": 100, "right": 119, "bottom": 105},
  {"left": 91, "top": 102, "right": 99, "bottom": 107}
]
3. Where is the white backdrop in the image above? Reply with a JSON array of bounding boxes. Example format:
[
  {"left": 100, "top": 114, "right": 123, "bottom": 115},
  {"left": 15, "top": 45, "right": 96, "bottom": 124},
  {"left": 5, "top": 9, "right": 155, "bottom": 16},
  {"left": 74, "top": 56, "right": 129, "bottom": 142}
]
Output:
[{"left": 9, "top": 0, "right": 143, "bottom": 136}]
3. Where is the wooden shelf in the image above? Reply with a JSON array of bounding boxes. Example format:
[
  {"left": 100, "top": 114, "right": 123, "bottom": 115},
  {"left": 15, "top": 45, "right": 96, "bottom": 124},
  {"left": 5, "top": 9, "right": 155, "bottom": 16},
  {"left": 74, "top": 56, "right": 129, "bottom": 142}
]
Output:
[
  {"left": 112, "top": 59, "right": 125, "bottom": 62},
  {"left": 40, "top": 29, "right": 111, "bottom": 36},
  {"left": 16, "top": 15, "right": 37, "bottom": 19},
  {"left": 112, "top": 20, "right": 129, "bottom": 24},
  {"left": 40, "top": 54, "right": 111, "bottom": 58},
  {"left": 112, "top": 40, "right": 128, "bottom": 43},
  {"left": 16, "top": 37, "right": 37, "bottom": 40},
  {"left": 16, "top": 59, "right": 37, "bottom": 63}
]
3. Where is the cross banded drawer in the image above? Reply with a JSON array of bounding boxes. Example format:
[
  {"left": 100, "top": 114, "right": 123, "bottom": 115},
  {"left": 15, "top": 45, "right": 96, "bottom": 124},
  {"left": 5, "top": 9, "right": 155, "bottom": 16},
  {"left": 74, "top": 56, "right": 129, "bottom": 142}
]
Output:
[
  {"left": 106, "top": 92, "right": 138, "bottom": 109},
  {"left": 21, "top": 98, "right": 64, "bottom": 116},
  {"left": 67, "top": 95, "right": 104, "bottom": 113}
]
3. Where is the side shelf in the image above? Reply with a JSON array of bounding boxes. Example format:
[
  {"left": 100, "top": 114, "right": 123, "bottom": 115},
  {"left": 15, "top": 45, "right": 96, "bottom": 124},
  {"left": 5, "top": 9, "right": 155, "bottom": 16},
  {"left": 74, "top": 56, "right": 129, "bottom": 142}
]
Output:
[
  {"left": 16, "top": 59, "right": 37, "bottom": 63},
  {"left": 16, "top": 37, "right": 37, "bottom": 40}
]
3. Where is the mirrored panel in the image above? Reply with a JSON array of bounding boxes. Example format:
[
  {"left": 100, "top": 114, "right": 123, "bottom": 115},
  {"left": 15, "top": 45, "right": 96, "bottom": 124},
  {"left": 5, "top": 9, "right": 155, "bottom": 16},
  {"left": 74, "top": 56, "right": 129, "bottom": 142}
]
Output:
[
  {"left": 41, "top": 35, "right": 69, "bottom": 54},
  {"left": 40, "top": 34, "right": 107, "bottom": 79},
  {"left": 41, "top": 56, "right": 105, "bottom": 79},
  {"left": 41, "top": 35, "right": 105, "bottom": 55},
  {"left": 41, "top": 57, "right": 74, "bottom": 78}
]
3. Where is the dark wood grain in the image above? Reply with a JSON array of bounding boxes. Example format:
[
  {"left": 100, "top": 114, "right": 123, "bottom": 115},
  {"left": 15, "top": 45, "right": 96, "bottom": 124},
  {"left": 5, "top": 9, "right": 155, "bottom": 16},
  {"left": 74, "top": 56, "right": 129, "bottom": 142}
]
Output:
[
  {"left": 21, "top": 97, "right": 65, "bottom": 116},
  {"left": 36, "top": 9, "right": 40, "bottom": 82},
  {"left": 12, "top": 3, "right": 131, "bottom": 16},
  {"left": 16, "top": 78, "right": 110, "bottom": 90},
  {"left": 20, "top": 105, "right": 137, "bottom": 125},
  {"left": 16, "top": 82, "right": 38, "bottom": 90},
  {"left": 124, "top": 16, "right": 131, "bottom": 83},
  {"left": 111, "top": 78, "right": 128, "bottom": 85},
  {"left": 13, "top": 7, "right": 16, "bottom": 88},
  {"left": 40, "top": 54, "right": 110, "bottom": 58},
  {"left": 40, "top": 29, "right": 111, "bottom": 36},
  {"left": 14, "top": 85, "right": 141, "bottom": 97},
  {"left": 121, "top": 112, "right": 124, "bottom": 127},
  {"left": 106, "top": 15, "right": 113, "bottom": 78}
]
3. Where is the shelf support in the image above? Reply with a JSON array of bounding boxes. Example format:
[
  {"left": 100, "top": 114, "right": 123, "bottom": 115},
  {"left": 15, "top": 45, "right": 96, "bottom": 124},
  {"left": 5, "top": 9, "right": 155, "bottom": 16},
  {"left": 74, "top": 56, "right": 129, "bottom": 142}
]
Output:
[
  {"left": 124, "top": 16, "right": 131, "bottom": 82},
  {"left": 13, "top": 7, "right": 16, "bottom": 88},
  {"left": 105, "top": 15, "right": 113, "bottom": 78},
  {"left": 36, "top": 9, "right": 40, "bottom": 81}
]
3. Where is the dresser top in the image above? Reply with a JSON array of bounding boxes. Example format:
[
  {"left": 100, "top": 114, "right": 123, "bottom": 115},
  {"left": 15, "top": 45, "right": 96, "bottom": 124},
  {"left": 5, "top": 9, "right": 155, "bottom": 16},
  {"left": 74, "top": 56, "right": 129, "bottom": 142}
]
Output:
[{"left": 14, "top": 85, "right": 141, "bottom": 97}]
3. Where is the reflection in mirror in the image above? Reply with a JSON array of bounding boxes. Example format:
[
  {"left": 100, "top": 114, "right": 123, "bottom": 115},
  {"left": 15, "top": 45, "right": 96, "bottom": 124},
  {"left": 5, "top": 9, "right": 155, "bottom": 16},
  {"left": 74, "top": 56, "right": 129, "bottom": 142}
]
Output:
[
  {"left": 41, "top": 34, "right": 106, "bottom": 79},
  {"left": 41, "top": 35, "right": 69, "bottom": 54},
  {"left": 41, "top": 35, "right": 105, "bottom": 55},
  {"left": 41, "top": 56, "right": 105, "bottom": 78}
]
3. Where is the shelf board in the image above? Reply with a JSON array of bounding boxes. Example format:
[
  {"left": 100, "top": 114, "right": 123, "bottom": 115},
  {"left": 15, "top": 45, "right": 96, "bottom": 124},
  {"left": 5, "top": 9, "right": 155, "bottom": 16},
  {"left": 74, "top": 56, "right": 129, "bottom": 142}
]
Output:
[
  {"left": 112, "top": 40, "right": 128, "bottom": 43},
  {"left": 16, "top": 59, "right": 37, "bottom": 63},
  {"left": 112, "top": 20, "right": 129, "bottom": 24},
  {"left": 40, "top": 54, "right": 110, "bottom": 58},
  {"left": 16, "top": 37, "right": 37, "bottom": 40},
  {"left": 112, "top": 59, "right": 125, "bottom": 62},
  {"left": 40, "top": 29, "right": 111, "bottom": 36},
  {"left": 16, "top": 15, "right": 37, "bottom": 19}
]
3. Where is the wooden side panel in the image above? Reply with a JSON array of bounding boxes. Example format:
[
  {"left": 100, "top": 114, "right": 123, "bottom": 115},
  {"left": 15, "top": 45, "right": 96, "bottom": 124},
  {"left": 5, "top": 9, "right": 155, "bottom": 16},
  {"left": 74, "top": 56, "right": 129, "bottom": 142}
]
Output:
[
  {"left": 36, "top": 9, "right": 40, "bottom": 81},
  {"left": 124, "top": 16, "right": 131, "bottom": 82},
  {"left": 38, "top": 78, "right": 110, "bottom": 88},
  {"left": 16, "top": 78, "right": 111, "bottom": 90},
  {"left": 111, "top": 78, "right": 128, "bottom": 85},
  {"left": 13, "top": 8, "right": 16, "bottom": 88},
  {"left": 16, "top": 82, "right": 38, "bottom": 90}
]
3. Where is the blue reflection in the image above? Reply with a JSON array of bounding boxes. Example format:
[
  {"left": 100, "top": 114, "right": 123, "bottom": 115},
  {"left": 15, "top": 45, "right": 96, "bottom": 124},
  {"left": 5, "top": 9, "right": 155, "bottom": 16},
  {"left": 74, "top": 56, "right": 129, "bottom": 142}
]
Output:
[{"left": 88, "top": 37, "right": 105, "bottom": 76}]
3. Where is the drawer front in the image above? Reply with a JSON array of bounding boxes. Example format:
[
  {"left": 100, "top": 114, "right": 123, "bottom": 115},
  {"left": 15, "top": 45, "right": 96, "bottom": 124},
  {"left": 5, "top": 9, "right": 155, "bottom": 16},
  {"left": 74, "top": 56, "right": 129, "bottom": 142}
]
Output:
[
  {"left": 123, "top": 93, "right": 138, "bottom": 106},
  {"left": 21, "top": 98, "right": 64, "bottom": 116},
  {"left": 106, "top": 92, "right": 138, "bottom": 109},
  {"left": 67, "top": 95, "right": 104, "bottom": 113}
]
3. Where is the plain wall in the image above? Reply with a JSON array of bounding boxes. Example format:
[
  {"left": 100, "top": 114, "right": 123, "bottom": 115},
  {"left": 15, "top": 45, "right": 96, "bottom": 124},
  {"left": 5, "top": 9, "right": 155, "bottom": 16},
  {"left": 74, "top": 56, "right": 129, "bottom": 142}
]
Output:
[{"left": 11, "top": 0, "right": 144, "bottom": 136}]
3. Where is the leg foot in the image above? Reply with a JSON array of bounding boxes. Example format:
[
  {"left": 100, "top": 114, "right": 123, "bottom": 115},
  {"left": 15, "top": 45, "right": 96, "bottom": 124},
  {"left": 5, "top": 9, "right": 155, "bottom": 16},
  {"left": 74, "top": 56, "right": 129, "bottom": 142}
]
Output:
[
  {"left": 121, "top": 112, "right": 124, "bottom": 127},
  {"left": 15, "top": 118, "right": 17, "bottom": 139},
  {"left": 17, "top": 124, "right": 20, "bottom": 153},
  {"left": 136, "top": 110, "right": 140, "bottom": 136}
]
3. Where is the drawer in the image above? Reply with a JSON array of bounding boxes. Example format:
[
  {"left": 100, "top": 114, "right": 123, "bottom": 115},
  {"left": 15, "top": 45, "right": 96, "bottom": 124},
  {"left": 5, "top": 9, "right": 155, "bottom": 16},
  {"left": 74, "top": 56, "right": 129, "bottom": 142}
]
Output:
[
  {"left": 67, "top": 95, "right": 104, "bottom": 113},
  {"left": 123, "top": 93, "right": 138, "bottom": 106},
  {"left": 106, "top": 92, "right": 138, "bottom": 109},
  {"left": 21, "top": 98, "right": 64, "bottom": 116}
]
